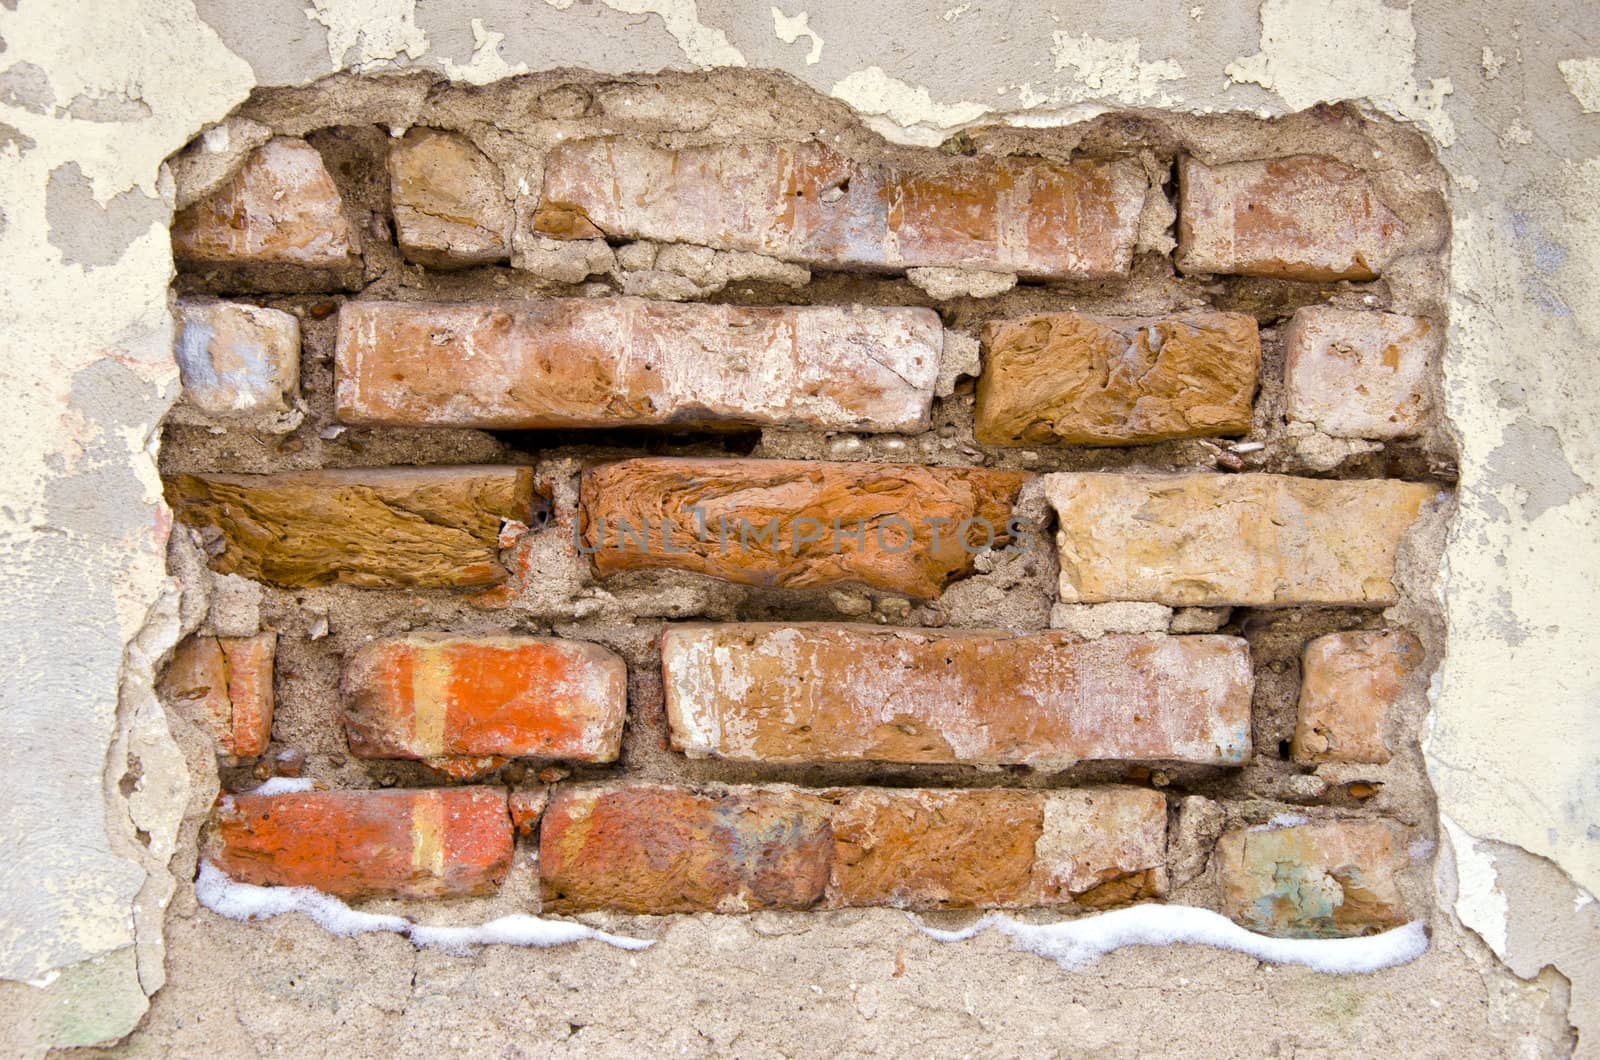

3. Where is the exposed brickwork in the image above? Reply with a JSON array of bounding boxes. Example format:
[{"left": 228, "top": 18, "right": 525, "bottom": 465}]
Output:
[
  {"left": 165, "top": 467, "right": 537, "bottom": 588},
  {"left": 975, "top": 311, "right": 1260, "bottom": 446},
  {"left": 1285, "top": 308, "right": 1438, "bottom": 439},
  {"left": 533, "top": 138, "right": 1149, "bottom": 278},
  {"left": 1176, "top": 156, "right": 1407, "bottom": 280},
  {"left": 173, "top": 138, "right": 359, "bottom": 267},
  {"left": 1047, "top": 473, "right": 1442, "bottom": 607},
  {"left": 1216, "top": 820, "right": 1409, "bottom": 938},
  {"left": 334, "top": 299, "right": 939, "bottom": 432},
  {"left": 663, "top": 624, "right": 1253, "bottom": 766},
  {"left": 580, "top": 459, "right": 1028, "bottom": 597},
  {"left": 1292, "top": 630, "right": 1423, "bottom": 764},
  {"left": 341, "top": 633, "right": 627, "bottom": 764},
  {"left": 388, "top": 128, "right": 513, "bottom": 268},
  {"left": 167, "top": 94, "right": 1452, "bottom": 940},
  {"left": 162, "top": 633, "right": 276, "bottom": 758},
  {"left": 208, "top": 787, "right": 513, "bottom": 899}
]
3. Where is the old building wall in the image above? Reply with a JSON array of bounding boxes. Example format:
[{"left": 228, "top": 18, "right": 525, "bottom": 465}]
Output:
[{"left": 0, "top": 1, "right": 1595, "bottom": 1055}]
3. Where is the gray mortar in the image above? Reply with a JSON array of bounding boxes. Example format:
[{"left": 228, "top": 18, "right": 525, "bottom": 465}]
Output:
[{"left": 141, "top": 68, "right": 1461, "bottom": 1042}]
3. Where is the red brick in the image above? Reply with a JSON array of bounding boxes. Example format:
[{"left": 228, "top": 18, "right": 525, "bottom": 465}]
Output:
[
  {"left": 532, "top": 138, "right": 1148, "bottom": 279},
  {"left": 1046, "top": 472, "right": 1443, "bottom": 607},
  {"left": 828, "top": 787, "right": 1166, "bottom": 910},
  {"left": 161, "top": 632, "right": 275, "bottom": 758},
  {"left": 975, "top": 310, "right": 1260, "bottom": 446},
  {"left": 1284, "top": 308, "right": 1438, "bottom": 439},
  {"left": 341, "top": 633, "right": 627, "bottom": 765},
  {"left": 388, "top": 128, "right": 512, "bottom": 268},
  {"left": 579, "top": 458, "right": 1028, "bottom": 598},
  {"left": 1176, "top": 156, "right": 1406, "bottom": 281},
  {"left": 334, "top": 299, "right": 939, "bottom": 432},
  {"left": 538, "top": 784, "right": 833, "bottom": 914},
  {"left": 208, "top": 787, "right": 512, "bottom": 899},
  {"left": 164, "top": 466, "right": 537, "bottom": 589},
  {"left": 1292, "top": 630, "right": 1423, "bottom": 764},
  {"left": 1216, "top": 819, "right": 1408, "bottom": 937},
  {"left": 172, "top": 138, "right": 360, "bottom": 267},
  {"left": 662, "top": 624, "right": 1253, "bottom": 767}
]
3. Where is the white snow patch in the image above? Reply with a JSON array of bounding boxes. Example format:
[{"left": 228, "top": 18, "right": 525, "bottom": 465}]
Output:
[
  {"left": 196, "top": 863, "right": 409, "bottom": 937},
  {"left": 410, "top": 916, "right": 653, "bottom": 954},
  {"left": 920, "top": 906, "right": 1429, "bottom": 974},
  {"left": 248, "top": 776, "right": 316, "bottom": 796},
  {"left": 196, "top": 863, "right": 652, "bottom": 953}
]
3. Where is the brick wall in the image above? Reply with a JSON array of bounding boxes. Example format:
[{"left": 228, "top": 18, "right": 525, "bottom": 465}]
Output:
[{"left": 161, "top": 78, "right": 1452, "bottom": 941}]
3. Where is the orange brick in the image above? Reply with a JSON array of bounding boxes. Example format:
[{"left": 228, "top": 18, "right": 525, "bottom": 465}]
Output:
[
  {"left": 334, "top": 299, "right": 938, "bottom": 432},
  {"left": 172, "top": 138, "right": 360, "bottom": 267},
  {"left": 975, "top": 310, "right": 1260, "bottom": 446},
  {"left": 662, "top": 624, "right": 1253, "bottom": 767},
  {"left": 388, "top": 128, "right": 512, "bottom": 268},
  {"left": 165, "top": 466, "right": 537, "bottom": 589},
  {"left": 1217, "top": 819, "right": 1408, "bottom": 937},
  {"left": 161, "top": 632, "right": 275, "bottom": 758},
  {"left": 341, "top": 634, "right": 627, "bottom": 765},
  {"left": 1176, "top": 156, "right": 1406, "bottom": 281},
  {"left": 1284, "top": 308, "right": 1438, "bottom": 439},
  {"left": 579, "top": 458, "right": 1028, "bottom": 598},
  {"left": 208, "top": 787, "right": 512, "bottom": 899},
  {"left": 828, "top": 787, "right": 1166, "bottom": 910},
  {"left": 1292, "top": 630, "right": 1423, "bottom": 764},
  {"left": 532, "top": 139, "right": 1147, "bottom": 279},
  {"left": 539, "top": 784, "right": 834, "bottom": 914}
]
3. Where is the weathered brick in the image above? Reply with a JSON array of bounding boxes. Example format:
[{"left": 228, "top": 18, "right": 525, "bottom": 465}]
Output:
[
  {"left": 1176, "top": 156, "right": 1406, "bottom": 281},
  {"left": 662, "top": 624, "right": 1253, "bottom": 767},
  {"left": 341, "top": 634, "right": 627, "bottom": 766},
  {"left": 538, "top": 785, "right": 834, "bottom": 914},
  {"left": 1216, "top": 819, "right": 1408, "bottom": 937},
  {"left": 174, "top": 301, "right": 300, "bottom": 422},
  {"left": 334, "top": 299, "right": 939, "bottom": 432},
  {"left": 508, "top": 789, "right": 549, "bottom": 837},
  {"left": 388, "top": 128, "right": 512, "bottom": 268},
  {"left": 1292, "top": 630, "right": 1422, "bottom": 764},
  {"left": 165, "top": 466, "right": 536, "bottom": 589},
  {"left": 208, "top": 787, "right": 512, "bottom": 899},
  {"left": 532, "top": 138, "right": 1148, "bottom": 279},
  {"left": 579, "top": 459, "right": 1028, "bottom": 598},
  {"left": 1046, "top": 472, "right": 1442, "bottom": 607},
  {"left": 161, "top": 632, "right": 275, "bottom": 758},
  {"left": 172, "top": 138, "right": 360, "bottom": 267},
  {"left": 1285, "top": 308, "right": 1438, "bottom": 439},
  {"left": 828, "top": 787, "right": 1166, "bottom": 910},
  {"left": 975, "top": 310, "right": 1260, "bottom": 446}
]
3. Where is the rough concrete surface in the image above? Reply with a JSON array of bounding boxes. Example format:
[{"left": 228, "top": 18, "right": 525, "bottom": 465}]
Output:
[{"left": 0, "top": 1, "right": 1595, "bottom": 1057}]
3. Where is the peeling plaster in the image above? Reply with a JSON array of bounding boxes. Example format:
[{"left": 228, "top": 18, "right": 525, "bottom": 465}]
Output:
[
  {"left": 771, "top": 6, "right": 823, "bottom": 66},
  {"left": 542, "top": 0, "right": 746, "bottom": 69},
  {"left": 830, "top": 66, "right": 990, "bottom": 146},
  {"left": 1049, "top": 33, "right": 1184, "bottom": 106},
  {"left": 305, "top": 0, "right": 430, "bottom": 73},
  {"left": 1224, "top": 0, "right": 1455, "bottom": 145},
  {"left": 439, "top": 18, "right": 529, "bottom": 86},
  {"left": 1560, "top": 57, "right": 1600, "bottom": 113},
  {"left": 1442, "top": 815, "right": 1508, "bottom": 957}
]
